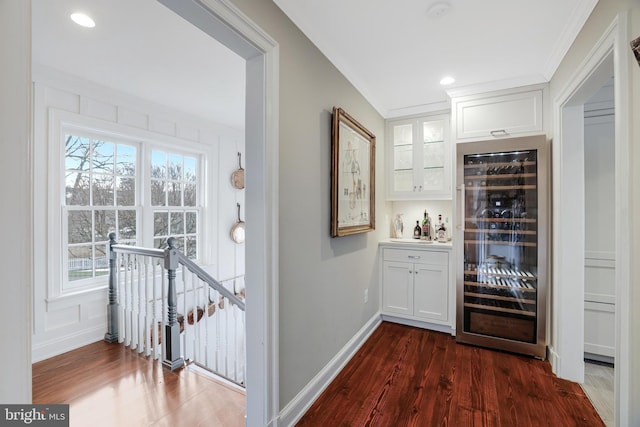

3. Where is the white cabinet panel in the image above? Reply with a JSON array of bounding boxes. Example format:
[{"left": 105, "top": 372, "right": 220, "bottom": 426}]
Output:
[
  {"left": 452, "top": 88, "right": 544, "bottom": 142},
  {"left": 414, "top": 263, "right": 448, "bottom": 321},
  {"left": 381, "top": 247, "right": 450, "bottom": 326},
  {"left": 382, "top": 261, "right": 413, "bottom": 316}
]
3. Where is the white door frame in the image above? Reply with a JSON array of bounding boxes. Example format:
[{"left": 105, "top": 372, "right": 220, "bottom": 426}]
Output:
[
  {"left": 551, "top": 12, "right": 630, "bottom": 425},
  {"left": 158, "top": 1, "right": 280, "bottom": 425}
]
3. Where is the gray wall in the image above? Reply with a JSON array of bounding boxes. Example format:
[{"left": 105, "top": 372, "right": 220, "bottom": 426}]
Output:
[
  {"left": 230, "top": 0, "right": 387, "bottom": 409},
  {"left": 0, "top": 0, "right": 32, "bottom": 403},
  {"left": 549, "top": 0, "right": 640, "bottom": 424}
]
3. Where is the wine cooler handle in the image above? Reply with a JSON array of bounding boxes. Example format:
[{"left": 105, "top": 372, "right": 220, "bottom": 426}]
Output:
[{"left": 457, "top": 184, "right": 465, "bottom": 232}]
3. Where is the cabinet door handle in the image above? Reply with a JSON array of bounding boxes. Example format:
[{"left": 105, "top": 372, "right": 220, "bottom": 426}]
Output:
[
  {"left": 457, "top": 184, "right": 465, "bottom": 233},
  {"left": 490, "top": 129, "right": 508, "bottom": 137},
  {"left": 409, "top": 270, "right": 413, "bottom": 274},
  {"left": 408, "top": 255, "right": 421, "bottom": 259}
]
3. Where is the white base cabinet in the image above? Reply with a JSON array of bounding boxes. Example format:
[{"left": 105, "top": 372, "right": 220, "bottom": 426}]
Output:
[{"left": 380, "top": 244, "right": 453, "bottom": 332}]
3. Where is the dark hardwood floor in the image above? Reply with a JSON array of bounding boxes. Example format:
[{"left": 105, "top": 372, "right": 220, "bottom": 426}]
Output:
[
  {"left": 298, "top": 322, "right": 605, "bottom": 427},
  {"left": 32, "top": 341, "right": 245, "bottom": 427},
  {"left": 32, "top": 323, "right": 604, "bottom": 427}
]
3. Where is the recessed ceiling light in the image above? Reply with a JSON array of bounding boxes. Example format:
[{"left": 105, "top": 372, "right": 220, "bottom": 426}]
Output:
[
  {"left": 70, "top": 12, "right": 95, "bottom": 28},
  {"left": 427, "top": 2, "right": 452, "bottom": 19},
  {"left": 440, "top": 76, "right": 455, "bottom": 85}
]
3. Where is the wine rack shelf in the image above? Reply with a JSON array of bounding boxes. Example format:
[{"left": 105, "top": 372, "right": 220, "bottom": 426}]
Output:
[{"left": 463, "top": 302, "right": 536, "bottom": 317}]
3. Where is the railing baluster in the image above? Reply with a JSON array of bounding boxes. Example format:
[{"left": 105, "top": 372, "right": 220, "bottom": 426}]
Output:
[
  {"left": 105, "top": 235, "right": 245, "bottom": 384},
  {"left": 163, "top": 237, "right": 184, "bottom": 371},
  {"left": 124, "top": 254, "right": 131, "bottom": 347},
  {"left": 104, "top": 233, "right": 119, "bottom": 343},
  {"left": 117, "top": 253, "right": 125, "bottom": 345},
  {"left": 136, "top": 255, "right": 147, "bottom": 353},
  {"left": 131, "top": 254, "right": 139, "bottom": 351}
]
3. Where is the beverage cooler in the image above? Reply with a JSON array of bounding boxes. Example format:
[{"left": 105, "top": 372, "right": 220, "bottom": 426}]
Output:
[{"left": 456, "top": 135, "right": 548, "bottom": 358}]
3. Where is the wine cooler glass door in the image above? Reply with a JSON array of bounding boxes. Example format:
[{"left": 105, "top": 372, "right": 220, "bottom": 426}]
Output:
[{"left": 462, "top": 149, "right": 539, "bottom": 344}]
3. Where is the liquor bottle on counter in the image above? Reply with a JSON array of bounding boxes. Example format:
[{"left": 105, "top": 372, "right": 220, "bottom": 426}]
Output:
[
  {"left": 413, "top": 221, "right": 421, "bottom": 239},
  {"left": 436, "top": 214, "right": 447, "bottom": 242},
  {"left": 445, "top": 217, "right": 451, "bottom": 241},
  {"left": 421, "top": 211, "right": 431, "bottom": 240}
]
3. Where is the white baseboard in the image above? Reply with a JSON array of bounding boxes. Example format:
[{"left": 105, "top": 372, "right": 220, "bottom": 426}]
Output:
[
  {"left": 380, "top": 314, "right": 455, "bottom": 336},
  {"left": 548, "top": 345, "right": 560, "bottom": 376},
  {"left": 278, "top": 314, "right": 381, "bottom": 427},
  {"left": 32, "top": 325, "right": 106, "bottom": 363}
]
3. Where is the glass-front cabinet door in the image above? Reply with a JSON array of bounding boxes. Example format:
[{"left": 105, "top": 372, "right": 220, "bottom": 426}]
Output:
[
  {"left": 387, "top": 114, "right": 451, "bottom": 200},
  {"left": 456, "top": 135, "right": 548, "bottom": 358}
]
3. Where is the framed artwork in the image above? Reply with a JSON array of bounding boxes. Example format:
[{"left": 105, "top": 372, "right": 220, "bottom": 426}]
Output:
[
  {"left": 631, "top": 35, "right": 640, "bottom": 67},
  {"left": 331, "top": 107, "right": 376, "bottom": 237}
]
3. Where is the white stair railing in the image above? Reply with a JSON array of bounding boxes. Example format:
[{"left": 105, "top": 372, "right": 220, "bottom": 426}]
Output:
[{"left": 104, "top": 233, "right": 246, "bottom": 386}]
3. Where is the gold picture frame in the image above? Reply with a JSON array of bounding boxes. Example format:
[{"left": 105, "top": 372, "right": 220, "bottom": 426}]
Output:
[{"left": 331, "top": 107, "right": 376, "bottom": 237}]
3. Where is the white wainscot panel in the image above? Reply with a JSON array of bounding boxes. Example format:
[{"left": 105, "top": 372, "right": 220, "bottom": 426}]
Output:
[
  {"left": 150, "top": 116, "right": 177, "bottom": 136},
  {"left": 584, "top": 252, "right": 615, "bottom": 303},
  {"left": 177, "top": 125, "right": 200, "bottom": 142},
  {"left": 45, "top": 86, "right": 80, "bottom": 113},
  {"left": 584, "top": 301, "right": 615, "bottom": 357},
  {"left": 83, "top": 97, "right": 117, "bottom": 122},
  {"left": 84, "top": 299, "right": 108, "bottom": 322},
  {"left": 118, "top": 107, "right": 149, "bottom": 129},
  {"left": 45, "top": 305, "right": 81, "bottom": 331}
]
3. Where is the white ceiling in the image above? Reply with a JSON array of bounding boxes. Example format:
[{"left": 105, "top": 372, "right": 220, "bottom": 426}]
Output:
[
  {"left": 33, "top": 0, "right": 599, "bottom": 129},
  {"left": 273, "top": 0, "right": 599, "bottom": 118},
  {"left": 32, "top": 0, "right": 246, "bottom": 130}
]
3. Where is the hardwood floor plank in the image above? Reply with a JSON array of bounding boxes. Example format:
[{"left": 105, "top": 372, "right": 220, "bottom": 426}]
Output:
[
  {"left": 298, "top": 322, "right": 604, "bottom": 427},
  {"left": 32, "top": 341, "right": 245, "bottom": 427}
]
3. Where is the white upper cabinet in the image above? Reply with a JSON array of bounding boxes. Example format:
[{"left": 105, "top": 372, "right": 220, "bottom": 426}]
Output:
[
  {"left": 386, "top": 114, "right": 452, "bottom": 200},
  {"left": 451, "top": 86, "right": 546, "bottom": 142}
]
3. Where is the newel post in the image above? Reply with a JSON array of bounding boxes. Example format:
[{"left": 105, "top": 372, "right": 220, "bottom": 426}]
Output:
[
  {"left": 104, "top": 232, "right": 119, "bottom": 343},
  {"left": 163, "top": 237, "right": 184, "bottom": 371}
]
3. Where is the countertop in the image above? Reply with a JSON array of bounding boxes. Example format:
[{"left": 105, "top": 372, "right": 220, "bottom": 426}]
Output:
[{"left": 379, "top": 238, "right": 454, "bottom": 249}]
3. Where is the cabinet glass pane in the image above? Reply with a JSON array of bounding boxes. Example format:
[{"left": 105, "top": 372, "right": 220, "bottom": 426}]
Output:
[
  {"left": 422, "top": 167, "right": 444, "bottom": 190},
  {"left": 393, "top": 123, "right": 414, "bottom": 193},
  {"left": 394, "top": 124, "right": 413, "bottom": 146},
  {"left": 394, "top": 169, "right": 413, "bottom": 192},
  {"left": 423, "top": 120, "right": 444, "bottom": 142},
  {"left": 423, "top": 140, "right": 444, "bottom": 168},
  {"left": 462, "top": 149, "right": 539, "bottom": 343},
  {"left": 394, "top": 144, "right": 413, "bottom": 170}
]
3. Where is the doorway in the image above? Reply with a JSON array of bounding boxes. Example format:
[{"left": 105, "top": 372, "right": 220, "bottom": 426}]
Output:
[
  {"left": 157, "top": 1, "right": 280, "bottom": 425},
  {"left": 552, "top": 13, "right": 631, "bottom": 426},
  {"left": 582, "top": 77, "right": 615, "bottom": 426}
]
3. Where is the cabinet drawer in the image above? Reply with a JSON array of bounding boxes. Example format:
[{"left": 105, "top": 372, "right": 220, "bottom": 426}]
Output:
[{"left": 383, "top": 248, "right": 447, "bottom": 265}]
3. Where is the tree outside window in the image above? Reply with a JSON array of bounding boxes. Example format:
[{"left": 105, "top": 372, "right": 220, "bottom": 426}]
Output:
[
  {"left": 151, "top": 150, "right": 198, "bottom": 259},
  {"left": 65, "top": 135, "right": 137, "bottom": 282}
]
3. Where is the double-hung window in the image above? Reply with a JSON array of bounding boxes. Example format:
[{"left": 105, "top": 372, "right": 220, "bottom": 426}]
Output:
[
  {"left": 150, "top": 150, "right": 199, "bottom": 258},
  {"left": 62, "top": 131, "right": 202, "bottom": 292},
  {"left": 64, "top": 135, "right": 137, "bottom": 285}
]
